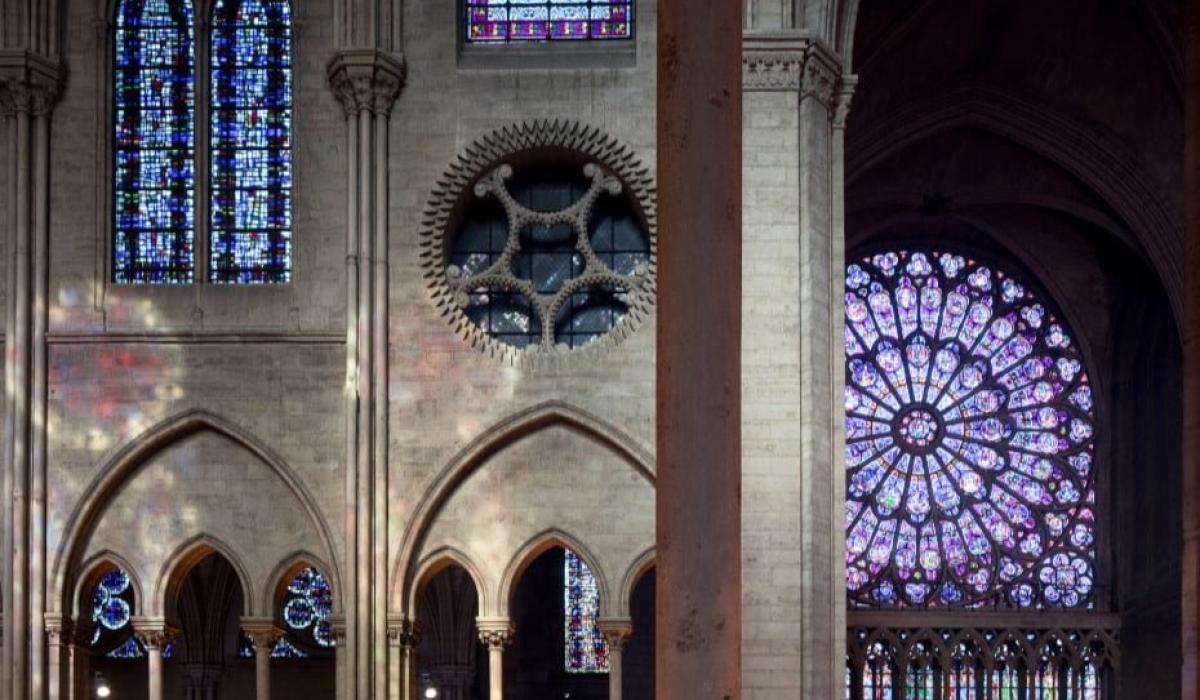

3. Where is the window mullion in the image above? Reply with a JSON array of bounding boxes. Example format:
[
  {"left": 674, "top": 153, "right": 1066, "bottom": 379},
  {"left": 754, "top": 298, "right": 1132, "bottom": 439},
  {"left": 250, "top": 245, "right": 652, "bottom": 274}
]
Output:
[{"left": 195, "top": 5, "right": 212, "bottom": 285}]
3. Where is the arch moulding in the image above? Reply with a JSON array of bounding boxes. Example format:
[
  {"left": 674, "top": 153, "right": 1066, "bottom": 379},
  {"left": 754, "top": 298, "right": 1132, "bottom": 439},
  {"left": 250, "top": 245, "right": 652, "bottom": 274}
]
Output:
[
  {"left": 496, "top": 527, "right": 613, "bottom": 619},
  {"left": 390, "top": 400, "right": 654, "bottom": 617},
  {"left": 50, "top": 408, "right": 342, "bottom": 620}
]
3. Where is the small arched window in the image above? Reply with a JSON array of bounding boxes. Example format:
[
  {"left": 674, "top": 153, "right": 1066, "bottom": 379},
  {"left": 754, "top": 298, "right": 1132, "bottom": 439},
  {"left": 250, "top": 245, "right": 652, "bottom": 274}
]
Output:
[{"left": 464, "top": 0, "right": 633, "bottom": 43}]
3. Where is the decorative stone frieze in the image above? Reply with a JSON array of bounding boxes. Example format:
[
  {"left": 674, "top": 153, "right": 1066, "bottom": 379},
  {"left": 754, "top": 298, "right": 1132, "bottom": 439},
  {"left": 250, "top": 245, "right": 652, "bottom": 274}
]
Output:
[
  {"left": 741, "top": 34, "right": 851, "bottom": 110},
  {"left": 326, "top": 49, "right": 405, "bottom": 118}
]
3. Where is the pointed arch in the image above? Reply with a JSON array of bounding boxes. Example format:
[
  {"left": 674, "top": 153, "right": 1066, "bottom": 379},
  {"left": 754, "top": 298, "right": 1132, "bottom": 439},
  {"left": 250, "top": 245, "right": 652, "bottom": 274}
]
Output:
[
  {"left": 390, "top": 400, "right": 653, "bottom": 615},
  {"left": 73, "top": 550, "right": 146, "bottom": 621},
  {"left": 152, "top": 533, "right": 254, "bottom": 617},
  {"left": 497, "top": 527, "right": 612, "bottom": 619},
  {"left": 409, "top": 547, "right": 489, "bottom": 620},
  {"left": 51, "top": 408, "right": 341, "bottom": 619},
  {"left": 263, "top": 550, "right": 338, "bottom": 617},
  {"left": 615, "top": 546, "right": 654, "bottom": 619},
  {"left": 846, "top": 85, "right": 1183, "bottom": 323}
]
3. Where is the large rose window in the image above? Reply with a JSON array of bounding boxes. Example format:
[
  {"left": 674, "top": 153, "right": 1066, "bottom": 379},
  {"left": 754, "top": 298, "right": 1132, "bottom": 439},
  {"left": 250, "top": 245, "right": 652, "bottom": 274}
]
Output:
[{"left": 844, "top": 250, "right": 1096, "bottom": 609}]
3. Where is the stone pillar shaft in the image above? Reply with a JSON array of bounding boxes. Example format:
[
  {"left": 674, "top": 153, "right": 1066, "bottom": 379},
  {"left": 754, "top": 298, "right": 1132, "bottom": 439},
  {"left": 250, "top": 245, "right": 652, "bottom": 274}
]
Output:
[
  {"left": 656, "top": 1, "right": 743, "bottom": 698},
  {"left": 1183, "top": 3, "right": 1200, "bottom": 697},
  {"left": 476, "top": 621, "right": 511, "bottom": 700}
]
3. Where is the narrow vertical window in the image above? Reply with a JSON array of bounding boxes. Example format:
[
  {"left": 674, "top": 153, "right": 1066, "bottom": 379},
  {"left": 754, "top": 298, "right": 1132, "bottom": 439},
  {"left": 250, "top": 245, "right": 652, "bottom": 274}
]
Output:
[
  {"left": 564, "top": 550, "right": 608, "bottom": 673},
  {"left": 113, "top": 0, "right": 196, "bottom": 283},
  {"left": 210, "top": 0, "right": 293, "bottom": 283}
]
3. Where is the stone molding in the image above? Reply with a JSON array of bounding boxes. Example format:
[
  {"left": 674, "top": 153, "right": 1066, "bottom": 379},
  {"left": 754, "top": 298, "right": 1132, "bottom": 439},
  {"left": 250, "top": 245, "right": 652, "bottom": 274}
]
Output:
[
  {"left": 418, "top": 120, "right": 658, "bottom": 368},
  {"left": 596, "top": 618, "right": 633, "bottom": 650},
  {"left": 742, "top": 34, "right": 853, "bottom": 111},
  {"left": 240, "top": 617, "right": 286, "bottom": 653},
  {"left": 131, "top": 617, "right": 180, "bottom": 650},
  {"left": 475, "top": 618, "right": 514, "bottom": 649},
  {"left": 386, "top": 616, "right": 420, "bottom": 649},
  {"left": 326, "top": 48, "right": 405, "bottom": 118},
  {"left": 0, "top": 49, "right": 64, "bottom": 116}
]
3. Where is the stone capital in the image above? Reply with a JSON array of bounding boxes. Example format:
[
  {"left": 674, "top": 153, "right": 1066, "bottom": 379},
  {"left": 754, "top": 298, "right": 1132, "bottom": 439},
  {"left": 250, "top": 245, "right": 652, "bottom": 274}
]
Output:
[
  {"left": 0, "top": 49, "right": 65, "bottom": 116},
  {"left": 131, "top": 617, "right": 180, "bottom": 650},
  {"left": 475, "top": 617, "right": 514, "bottom": 649},
  {"left": 596, "top": 618, "right": 634, "bottom": 651},
  {"left": 44, "top": 612, "right": 72, "bottom": 647},
  {"left": 326, "top": 49, "right": 405, "bottom": 118},
  {"left": 329, "top": 615, "right": 348, "bottom": 646},
  {"left": 386, "top": 616, "right": 421, "bottom": 649},
  {"left": 742, "top": 33, "right": 850, "bottom": 110},
  {"left": 240, "top": 617, "right": 286, "bottom": 653}
]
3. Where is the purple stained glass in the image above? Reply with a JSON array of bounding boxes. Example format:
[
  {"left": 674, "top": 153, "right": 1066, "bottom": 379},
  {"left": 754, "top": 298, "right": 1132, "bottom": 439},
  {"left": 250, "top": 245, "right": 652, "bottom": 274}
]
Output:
[
  {"left": 844, "top": 250, "right": 1096, "bottom": 609},
  {"left": 113, "top": 0, "right": 196, "bottom": 283},
  {"left": 564, "top": 550, "right": 608, "bottom": 673},
  {"left": 465, "top": 0, "right": 633, "bottom": 43},
  {"left": 210, "top": 0, "right": 292, "bottom": 283}
]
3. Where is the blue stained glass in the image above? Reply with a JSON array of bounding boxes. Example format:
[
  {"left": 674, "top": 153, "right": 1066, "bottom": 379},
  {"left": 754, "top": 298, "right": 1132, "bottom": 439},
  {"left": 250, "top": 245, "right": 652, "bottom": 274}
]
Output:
[
  {"left": 279, "top": 567, "right": 335, "bottom": 650},
  {"left": 210, "top": 0, "right": 292, "bottom": 283},
  {"left": 465, "top": 0, "right": 633, "bottom": 42},
  {"left": 113, "top": 0, "right": 196, "bottom": 284},
  {"left": 564, "top": 551, "right": 608, "bottom": 673}
]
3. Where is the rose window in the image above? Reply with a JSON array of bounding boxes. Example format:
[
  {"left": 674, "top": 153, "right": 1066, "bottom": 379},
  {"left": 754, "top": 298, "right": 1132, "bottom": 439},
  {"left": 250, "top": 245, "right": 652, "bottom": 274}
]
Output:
[{"left": 844, "top": 250, "right": 1096, "bottom": 609}]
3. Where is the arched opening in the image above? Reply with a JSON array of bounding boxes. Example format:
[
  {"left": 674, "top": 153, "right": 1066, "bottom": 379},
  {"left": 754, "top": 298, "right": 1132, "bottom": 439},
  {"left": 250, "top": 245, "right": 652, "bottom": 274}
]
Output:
[
  {"left": 415, "top": 563, "right": 486, "bottom": 700},
  {"left": 622, "top": 566, "right": 655, "bottom": 700},
  {"left": 251, "top": 563, "right": 337, "bottom": 697},
  {"left": 83, "top": 563, "right": 153, "bottom": 700},
  {"left": 167, "top": 552, "right": 247, "bottom": 699}
]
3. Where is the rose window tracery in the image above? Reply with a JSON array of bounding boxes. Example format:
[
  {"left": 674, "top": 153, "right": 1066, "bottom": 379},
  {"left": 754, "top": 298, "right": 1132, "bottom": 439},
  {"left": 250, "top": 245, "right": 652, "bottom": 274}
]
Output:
[{"left": 844, "top": 250, "right": 1096, "bottom": 609}]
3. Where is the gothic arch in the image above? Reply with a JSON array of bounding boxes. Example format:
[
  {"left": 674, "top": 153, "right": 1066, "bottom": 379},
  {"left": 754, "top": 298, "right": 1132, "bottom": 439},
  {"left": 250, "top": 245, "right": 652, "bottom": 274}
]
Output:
[
  {"left": 409, "top": 547, "right": 489, "bottom": 619},
  {"left": 616, "top": 547, "right": 655, "bottom": 619},
  {"left": 51, "top": 409, "right": 341, "bottom": 619},
  {"left": 497, "top": 528, "right": 612, "bottom": 620},
  {"left": 263, "top": 550, "right": 339, "bottom": 618},
  {"left": 846, "top": 85, "right": 1183, "bottom": 323},
  {"left": 72, "top": 550, "right": 145, "bottom": 621},
  {"left": 390, "top": 400, "right": 654, "bottom": 616},
  {"left": 152, "top": 533, "right": 254, "bottom": 618}
]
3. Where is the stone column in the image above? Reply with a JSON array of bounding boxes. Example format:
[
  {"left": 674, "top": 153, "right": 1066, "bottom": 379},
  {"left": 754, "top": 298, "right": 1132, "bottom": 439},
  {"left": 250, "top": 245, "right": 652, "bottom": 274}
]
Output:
[
  {"left": 386, "top": 617, "right": 418, "bottom": 700},
  {"left": 0, "top": 52, "right": 62, "bottom": 700},
  {"left": 44, "top": 615, "right": 71, "bottom": 700},
  {"left": 740, "top": 35, "right": 855, "bottom": 700},
  {"left": 1183, "top": 3, "right": 1200, "bottom": 697},
  {"left": 331, "top": 617, "right": 348, "bottom": 700},
  {"left": 475, "top": 619, "right": 512, "bottom": 700},
  {"left": 242, "top": 619, "right": 285, "bottom": 700},
  {"left": 597, "top": 619, "right": 632, "bottom": 700},
  {"left": 327, "top": 49, "right": 404, "bottom": 700},
  {"left": 656, "top": 1, "right": 743, "bottom": 699},
  {"left": 132, "top": 619, "right": 179, "bottom": 700},
  {"left": 68, "top": 622, "right": 93, "bottom": 700}
]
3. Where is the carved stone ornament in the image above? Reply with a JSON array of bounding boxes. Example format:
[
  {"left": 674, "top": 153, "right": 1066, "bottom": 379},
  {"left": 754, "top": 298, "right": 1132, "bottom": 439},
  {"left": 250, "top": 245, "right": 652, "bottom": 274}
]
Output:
[
  {"left": 742, "top": 35, "right": 852, "bottom": 112},
  {"left": 327, "top": 49, "right": 405, "bottom": 118},
  {"left": 419, "top": 120, "right": 658, "bottom": 368},
  {"left": 241, "top": 619, "right": 286, "bottom": 654},
  {"left": 596, "top": 619, "right": 633, "bottom": 651},
  {"left": 133, "top": 625, "right": 180, "bottom": 650},
  {"left": 476, "top": 618, "right": 514, "bottom": 649},
  {"left": 387, "top": 617, "right": 421, "bottom": 648},
  {"left": 0, "top": 50, "right": 65, "bottom": 117}
]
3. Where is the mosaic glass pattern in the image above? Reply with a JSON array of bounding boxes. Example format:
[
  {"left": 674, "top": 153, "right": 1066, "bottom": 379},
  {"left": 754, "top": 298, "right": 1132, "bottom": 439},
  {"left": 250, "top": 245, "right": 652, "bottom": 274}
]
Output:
[
  {"left": 465, "top": 0, "right": 632, "bottom": 42},
  {"left": 280, "top": 567, "right": 335, "bottom": 649},
  {"left": 113, "top": 0, "right": 196, "bottom": 283},
  {"left": 844, "top": 250, "right": 1096, "bottom": 609},
  {"left": 564, "top": 550, "right": 608, "bottom": 673},
  {"left": 450, "top": 165, "right": 651, "bottom": 350},
  {"left": 210, "top": 0, "right": 292, "bottom": 283},
  {"left": 90, "top": 568, "right": 172, "bottom": 659},
  {"left": 239, "top": 633, "right": 309, "bottom": 658}
]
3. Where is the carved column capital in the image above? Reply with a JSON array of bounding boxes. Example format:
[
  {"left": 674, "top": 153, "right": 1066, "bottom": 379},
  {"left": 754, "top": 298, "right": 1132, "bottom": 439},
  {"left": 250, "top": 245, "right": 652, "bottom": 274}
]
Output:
[
  {"left": 475, "top": 617, "right": 514, "bottom": 649},
  {"left": 326, "top": 49, "right": 405, "bottom": 118},
  {"left": 241, "top": 617, "right": 286, "bottom": 654},
  {"left": 329, "top": 615, "right": 348, "bottom": 647},
  {"left": 596, "top": 618, "right": 634, "bottom": 651},
  {"left": 0, "top": 49, "right": 65, "bottom": 116},
  {"left": 131, "top": 617, "right": 180, "bottom": 650},
  {"left": 386, "top": 616, "right": 421, "bottom": 649},
  {"left": 44, "top": 612, "right": 72, "bottom": 647},
  {"left": 742, "top": 34, "right": 851, "bottom": 112},
  {"left": 832, "top": 74, "right": 858, "bottom": 130}
]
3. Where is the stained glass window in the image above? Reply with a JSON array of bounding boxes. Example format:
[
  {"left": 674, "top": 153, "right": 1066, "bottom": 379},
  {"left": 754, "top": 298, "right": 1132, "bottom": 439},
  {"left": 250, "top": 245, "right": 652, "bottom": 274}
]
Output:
[
  {"left": 449, "top": 164, "right": 651, "bottom": 350},
  {"left": 90, "top": 567, "right": 173, "bottom": 659},
  {"left": 464, "top": 0, "right": 633, "bottom": 43},
  {"left": 564, "top": 550, "right": 608, "bottom": 673},
  {"left": 113, "top": 0, "right": 196, "bottom": 283},
  {"left": 279, "top": 567, "right": 335, "bottom": 652},
  {"left": 844, "top": 250, "right": 1096, "bottom": 609},
  {"left": 210, "top": 0, "right": 292, "bottom": 283}
]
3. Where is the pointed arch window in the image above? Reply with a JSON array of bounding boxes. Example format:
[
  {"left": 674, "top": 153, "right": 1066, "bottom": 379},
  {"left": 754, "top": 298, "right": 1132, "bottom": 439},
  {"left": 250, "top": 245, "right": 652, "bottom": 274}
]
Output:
[{"left": 112, "top": 0, "right": 293, "bottom": 284}]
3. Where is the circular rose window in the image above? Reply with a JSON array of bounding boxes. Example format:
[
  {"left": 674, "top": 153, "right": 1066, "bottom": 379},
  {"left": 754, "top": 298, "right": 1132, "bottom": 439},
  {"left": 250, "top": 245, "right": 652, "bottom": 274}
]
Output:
[{"left": 844, "top": 250, "right": 1096, "bottom": 609}]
